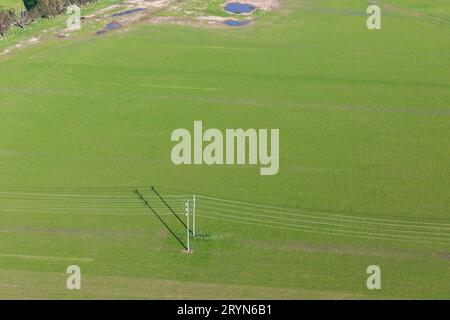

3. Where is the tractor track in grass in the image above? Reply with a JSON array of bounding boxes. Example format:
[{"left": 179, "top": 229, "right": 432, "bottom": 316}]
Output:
[
  {"left": 0, "top": 254, "right": 93, "bottom": 263},
  {"left": 0, "top": 0, "right": 185, "bottom": 110}
]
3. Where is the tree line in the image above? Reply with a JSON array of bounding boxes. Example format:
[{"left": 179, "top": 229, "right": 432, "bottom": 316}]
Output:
[{"left": 0, "top": 0, "right": 98, "bottom": 37}]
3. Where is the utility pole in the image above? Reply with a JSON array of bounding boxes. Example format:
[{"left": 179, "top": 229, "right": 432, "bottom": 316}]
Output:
[
  {"left": 192, "top": 195, "right": 196, "bottom": 236},
  {"left": 185, "top": 200, "right": 190, "bottom": 252}
]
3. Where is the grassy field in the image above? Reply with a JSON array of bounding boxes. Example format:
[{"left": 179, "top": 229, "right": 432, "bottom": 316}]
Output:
[
  {"left": 0, "top": 0, "right": 449, "bottom": 299},
  {"left": 0, "top": 0, "right": 23, "bottom": 10}
]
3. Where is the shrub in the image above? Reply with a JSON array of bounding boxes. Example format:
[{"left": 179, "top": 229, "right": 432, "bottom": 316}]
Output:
[
  {"left": 1, "top": 0, "right": 99, "bottom": 38},
  {"left": 8, "top": 9, "right": 37, "bottom": 29},
  {"left": 0, "top": 10, "right": 13, "bottom": 37},
  {"left": 35, "top": 0, "right": 66, "bottom": 18},
  {"left": 23, "top": 0, "right": 40, "bottom": 12}
]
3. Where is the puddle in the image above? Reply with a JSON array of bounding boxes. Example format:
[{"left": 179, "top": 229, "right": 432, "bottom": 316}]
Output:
[
  {"left": 224, "top": 2, "right": 256, "bottom": 14},
  {"left": 111, "top": 8, "right": 145, "bottom": 17},
  {"left": 96, "top": 21, "right": 121, "bottom": 35},
  {"left": 105, "top": 21, "right": 121, "bottom": 30},
  {"left": 224, "top": 19, "right": 251, "bottom": 27}
]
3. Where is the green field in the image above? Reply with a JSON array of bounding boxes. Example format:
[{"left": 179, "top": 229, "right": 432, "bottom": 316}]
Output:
[
  {"left": 0, "top": 0, "right": 22, "bottom": 10},
  {"left": 0, "top": 0, "right": 449, "bottom": 299}
]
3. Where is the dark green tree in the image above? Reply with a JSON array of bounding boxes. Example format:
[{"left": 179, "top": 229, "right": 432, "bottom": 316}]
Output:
[{"left": 23, "top": 0, "right": 39, "bottom": 11}]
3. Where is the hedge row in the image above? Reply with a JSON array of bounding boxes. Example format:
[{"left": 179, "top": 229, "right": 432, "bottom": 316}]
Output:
[{"left": 0, "top": 0, "right": 98, "bottom": 37}]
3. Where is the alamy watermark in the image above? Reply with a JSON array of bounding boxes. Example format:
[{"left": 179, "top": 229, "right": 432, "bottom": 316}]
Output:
[
  {"left": 367, "top": 4, "right": 381, "bottom": 30},
  {"left": 66, "top": 265, "right": 81, "bottom": 290},
  {"left": 366, "top": 265, "right": 381, "bottom": 290},
  {"left": 171, "top": 121, "right": 279, "bottom": 176},
  {"left": 66, "top": 5, "right": 81, "bottom": 31}
]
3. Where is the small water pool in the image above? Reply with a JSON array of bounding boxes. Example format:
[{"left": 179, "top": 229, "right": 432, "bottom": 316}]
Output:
[
  {"left": 106, "top": 22, "right": 121, "bottom": 30},
  {"left": 224, "top": 19, "right": 251, "bottom": 27},
  {"left": 224, "top": 3, "right": 256, "bottom": 14},
  {"left": 111, "top": 8, "right": 145, "bottom": 17}
]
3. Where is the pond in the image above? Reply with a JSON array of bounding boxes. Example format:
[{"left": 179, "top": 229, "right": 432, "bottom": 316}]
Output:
[
  {"left": 111, "top": 8, "right": 145, "bottom": 17},
  {"left": 224, "top": 19, "right": 251, "bottom": 27},
  {"left": 105, "top": 22, "right": 121, "bottom": 30},
  {"left": 224, "top": 3, "right": 256, "bottom": 14}
]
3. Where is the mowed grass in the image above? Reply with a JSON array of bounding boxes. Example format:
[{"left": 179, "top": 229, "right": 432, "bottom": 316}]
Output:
[
  {"left": 0, "top": 0, "right": 23, "bottom": 10},
  {"left": 0, "top": 0, "right": 449, "bottom": 299}
]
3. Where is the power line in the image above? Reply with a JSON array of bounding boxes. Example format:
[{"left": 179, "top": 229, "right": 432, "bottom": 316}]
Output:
[
  {"left": 134, "top": 189, "right": 188, "bottom": 251},
  {"left": 197, "top": 203, "right": 450, "bottom": 238},
  {"left": 151, "top": 186, "right": 193, "bottom": 235}
]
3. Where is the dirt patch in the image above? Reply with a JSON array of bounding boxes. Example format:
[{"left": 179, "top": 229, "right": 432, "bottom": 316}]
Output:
[
  {"left": 28, "top": 37, "right": 40, "bottom": 44},
  {"left": 146, "top": 16, "right": 197, "bottom": 27},
  {"left": 146, "top": 15, "right": 236, "bottom": 28},
  {"left": 0, "top": 36, "right": 42, "bottom": 57},
  {"left": 0, "top": 49, "right": 10, "bottom": 56},
  {"left": 57, "top": 32, "right": 73, "bottom": 38},
  {"left": 119, "top": 0, "right": 171, "bottom": 10},
  {"left": 195, "top": 15, "right": 228, "bottom": 23},
  {"left": 97, "top": 4, "right": 121, "bottom": 14},
  {"left": 139, "top": 0, "right": 170, "bottom": 8}
]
